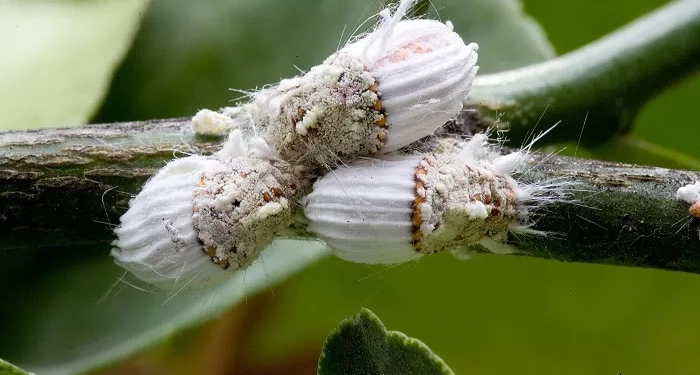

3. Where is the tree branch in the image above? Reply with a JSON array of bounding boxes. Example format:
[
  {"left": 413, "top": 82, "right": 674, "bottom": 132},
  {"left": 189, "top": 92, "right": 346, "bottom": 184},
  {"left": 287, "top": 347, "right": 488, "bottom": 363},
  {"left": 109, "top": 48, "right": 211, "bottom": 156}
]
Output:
[
  {"left": 466, "top": 0, "right": 700, "bottom": 145},
  {"left": 2, "top": 119, "right": 699, "bottom": 274},
  {"left": 2, "top": 2, "right": 699, "bottom": 272},
  {"left": 514, "top": 153, "right": 700, "bottom": 273},
  {"left": 0, "top": 118, "right": 219, "bottom": 250}
]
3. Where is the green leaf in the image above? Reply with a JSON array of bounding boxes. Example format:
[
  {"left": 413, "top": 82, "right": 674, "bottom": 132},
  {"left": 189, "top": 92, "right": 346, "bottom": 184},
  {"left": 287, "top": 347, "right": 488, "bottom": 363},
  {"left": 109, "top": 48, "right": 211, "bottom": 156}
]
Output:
[
  {"left": 0, "top": 358, "right": 32, "bottom": 375},
  {"left": 94, "top": 0, "right": 554, "bottom": 123},
  {"left": 589, "top": 137, "right": 700, "bottom": 170},
  {"left": 468, "top": 0, "right": 700, "bottom": 146},
  {"left": 440, "top": 0, "right": 555, "bottom": 73},
  {"left": 0, "top": 0, "right": 150, "bottom": 131},
  {"left": 0, "top": 241, "right": 328, "bottom": 375},
  {"left": 318, "top": 308, "right": 454, "bottom": 375},
  {"left": 245, "top": 253, "right": 700, "bottom": 374},
  {"left": 547, "top": 136, "right": 700, "bottom": 170}
]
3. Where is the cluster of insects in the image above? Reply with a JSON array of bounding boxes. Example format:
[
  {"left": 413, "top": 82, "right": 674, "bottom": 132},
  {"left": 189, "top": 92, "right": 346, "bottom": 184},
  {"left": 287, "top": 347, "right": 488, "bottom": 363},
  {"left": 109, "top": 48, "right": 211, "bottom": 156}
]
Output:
[{"left": 111, "top": 0, "right": 566, "bottom": 290}]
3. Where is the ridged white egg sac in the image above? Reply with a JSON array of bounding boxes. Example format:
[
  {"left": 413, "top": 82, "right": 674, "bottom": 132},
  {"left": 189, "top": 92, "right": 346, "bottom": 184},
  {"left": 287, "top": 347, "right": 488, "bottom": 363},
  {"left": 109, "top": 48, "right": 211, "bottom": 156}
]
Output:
[
  {"left": 342, "top": 18, "right": 479, "bottom": 153},
  {"left": 250, "top": 0, "right": 477, "bottom": 169},
  {"left": 302, "top": 157, "right": 423, "bottom": 264},
  {"left": 112, "top": 156, "right": 231, "bottom": 290},
  {"left": 112, "top": 131, "right": 309, "bottom": 290},
  {"left": 303, "top": 135, "right": 570, "bottom": 264}
]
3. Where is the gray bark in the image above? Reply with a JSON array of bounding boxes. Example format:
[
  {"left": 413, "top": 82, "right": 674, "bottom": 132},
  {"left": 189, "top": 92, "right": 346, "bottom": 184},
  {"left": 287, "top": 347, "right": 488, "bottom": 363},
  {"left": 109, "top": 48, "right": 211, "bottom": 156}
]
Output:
[{"left": 1, "top": 119, "right": 699, "bottom": 273}]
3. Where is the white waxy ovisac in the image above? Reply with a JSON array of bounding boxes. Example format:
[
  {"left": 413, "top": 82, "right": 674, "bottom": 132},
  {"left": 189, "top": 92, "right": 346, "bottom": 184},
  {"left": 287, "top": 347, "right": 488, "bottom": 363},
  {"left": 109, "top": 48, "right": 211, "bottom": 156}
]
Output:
[
  {"left": 302, "top": 157, "right": 423, "bottom": 264},
  {"left": 111, "top": 155, "right": 230, "bottom": 290},
  {"left": 235, "top": 0, "right": 478, "bottom": 169},
  {"left": 112, "top": 130, "right": 308, "bottom": 289},
  {"left": 676, "top": 181, "right": 700, "bottom": 205},
  {"left": 342, "top": 18, "right": 479, "bottom": 152},
  {"left": 303, "top": 135, "right": 562, "bottom": 264}
]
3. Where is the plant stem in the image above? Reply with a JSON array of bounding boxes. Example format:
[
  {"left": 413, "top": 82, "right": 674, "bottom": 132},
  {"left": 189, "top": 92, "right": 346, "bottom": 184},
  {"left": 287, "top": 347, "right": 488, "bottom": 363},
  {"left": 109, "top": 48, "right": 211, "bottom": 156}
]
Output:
[
  {"left": 2, "top": 119, "right": 700, "bottom": 274},
  {"left": 466, "top": 0, "right": 700, "bottom": 145},
  {"left": 514, "top": 153, "right": 700, "bottom": 274},
  {"left": 0, "top": 118, "right": 220, "bottom": 250}
]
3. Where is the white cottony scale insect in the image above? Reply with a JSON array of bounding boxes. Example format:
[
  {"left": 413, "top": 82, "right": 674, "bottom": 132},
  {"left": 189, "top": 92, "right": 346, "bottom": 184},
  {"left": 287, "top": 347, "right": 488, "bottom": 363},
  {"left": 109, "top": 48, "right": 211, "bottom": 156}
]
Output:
[
  {"left": 111, "top": 156, "right": 231, "bottom": 289},
  {"left": 302, "top": 134, "right": 566, "bottom": 264},
  {"left": 238, "top": 2, "right": 478, "bottom": 167},
  {"left": 676, "top": 181, "right": 700, "bottom": 218},
  {"left": 112, "top": 131, "right": 309, "bottom": 289},
  {"left": 341, "top": 18, "right": 479, "bottom": 153}
]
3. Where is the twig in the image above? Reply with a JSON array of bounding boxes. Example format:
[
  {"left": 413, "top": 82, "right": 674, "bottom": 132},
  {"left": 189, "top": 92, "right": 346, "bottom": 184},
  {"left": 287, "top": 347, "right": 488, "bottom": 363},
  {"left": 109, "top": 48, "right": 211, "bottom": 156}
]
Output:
[
  {"left": 0, "top": 118, "right": 218, "bottom": 250},
  {"left": 466, "top": 0, "right": 700, "bottom": 145},
  {"left": 514, "top": 153, "right": 700, "bottom": 273},
  {"left": 1, "top": 119, "right": 699, "bottom": 274}
]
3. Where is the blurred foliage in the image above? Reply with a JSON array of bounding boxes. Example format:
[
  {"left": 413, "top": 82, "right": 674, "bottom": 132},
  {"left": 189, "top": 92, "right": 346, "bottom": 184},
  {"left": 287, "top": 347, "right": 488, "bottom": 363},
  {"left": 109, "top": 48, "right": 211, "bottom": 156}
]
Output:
[
  {"left": 526, "top": 0, "right": 700, "bottom": 161},
  {"left": 0, "top": 358, "right": 31, "bottom": 375},
  {"left": 93, "top": 0, "right": 554, "bottom": 123},
  {"left": 318, "top": 308, "right": 453, "bottom": 375},
  {"left": 1, "top": 0, "right": 699, "bottom": 374},
  {"left": 0, "top": 242, "right": 327, "bottom": 375},
  {"left": 0, "top": 0, "right": 149, "bottom": 130}
]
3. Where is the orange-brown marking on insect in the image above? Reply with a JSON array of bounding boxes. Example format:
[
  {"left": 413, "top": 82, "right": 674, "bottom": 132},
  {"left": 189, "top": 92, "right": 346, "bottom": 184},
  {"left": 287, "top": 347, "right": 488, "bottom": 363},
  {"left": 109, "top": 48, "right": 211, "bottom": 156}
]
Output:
[
  {"left": 376, "top": 116, "right": 387, "bottom": 127},
  {"left": 373, "top": 101, "right": 383, "bottom": 112},
  {"left": 411, "top": 163, "right": 429, "bottom": 250},
  {"left": 271, "top": 187, "right": 282, "bottom": 197},
  {"left": 690, "top": 202, "right": 700, "bottom": 218},
  {"left": 263, "top": 192, "right": 272, "bottom": 202},
  {"left": 291, "top": 107, "right": 306, "bottom": 125},
  {"left": 218, "top": 258, "right": 230, "bottom": 270},
  {"left": 368, "top": 83, "right": 379, "bottom": 93}
]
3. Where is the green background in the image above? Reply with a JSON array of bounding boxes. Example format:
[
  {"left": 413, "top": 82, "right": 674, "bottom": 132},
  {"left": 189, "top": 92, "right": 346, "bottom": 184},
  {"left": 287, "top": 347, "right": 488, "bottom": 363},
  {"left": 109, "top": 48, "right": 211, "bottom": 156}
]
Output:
[
  {"left": 238, "top": 1, "right": 700, "bottom": 374},
  {"left": 2, "top": 0, "right": 700, "bottom": 374}
]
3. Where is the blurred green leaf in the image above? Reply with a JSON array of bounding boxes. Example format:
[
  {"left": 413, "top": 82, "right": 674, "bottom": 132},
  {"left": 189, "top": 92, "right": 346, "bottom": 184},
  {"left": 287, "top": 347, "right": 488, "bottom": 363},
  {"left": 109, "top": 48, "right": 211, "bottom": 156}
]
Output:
[
  {"left": 318, "top": 308, "right": 453, "bottom": 375},
  {"left": 0, "top": 0, "right": 150, "bottom": 130},
  {"left": 545, "top": 136, "right": 700, "bottom": 170},
  {"left": 0, "top": 359, "right": 32, "bottom": 375},
  {"left": 94, "top": 0, "right": 554, "bottom": 123},
  {"left": 246, "top": 254, "right": 700, "bottom": 375},
  {"left": 634, "top": 71, "right": 700, "bottom": 161},
  {"left": 0, "top": 241, "right": 327, "bottom": 375},
  {"left": 524, "top": 0, "right": 700, "bottom": 162},
  {"left": 590, "top": 137, "right": 700, "bottom": 170}
]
